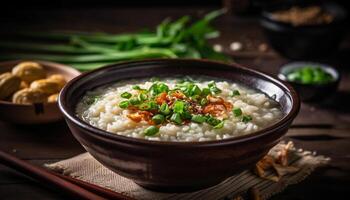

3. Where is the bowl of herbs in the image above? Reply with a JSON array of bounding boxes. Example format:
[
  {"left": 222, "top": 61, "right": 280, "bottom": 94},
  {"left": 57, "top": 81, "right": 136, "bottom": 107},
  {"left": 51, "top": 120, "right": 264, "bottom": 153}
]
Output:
[{"left": 278, "top": 61, "right": 340, "bottom": 102}]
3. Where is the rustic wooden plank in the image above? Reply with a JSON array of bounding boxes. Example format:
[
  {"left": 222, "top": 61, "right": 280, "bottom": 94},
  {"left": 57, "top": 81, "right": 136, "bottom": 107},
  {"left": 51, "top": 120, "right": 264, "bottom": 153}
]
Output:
[
  {"left": 0, "top": 182, "right": 69, "bottom": 200},
  {"left": 0, "top": 121, "right": 84, "bottom": 159}
]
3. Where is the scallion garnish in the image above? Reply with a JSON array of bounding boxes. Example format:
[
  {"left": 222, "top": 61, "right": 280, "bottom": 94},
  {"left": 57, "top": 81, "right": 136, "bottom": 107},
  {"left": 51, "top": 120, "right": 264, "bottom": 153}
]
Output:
[
  {"left": 119, "top": 79, "right": 236, "bottom": 129},
  {"left": 200, "top": 98, "right": 208, "bottom": 106},
  {"left": 132, "top": 85, "right": 141, "bottom": 90},
  {"left": 159, "top": 103, "right": 170, "bottom": 115},
  {"left": 121, "top": 92, "right": 132, "bottom": 99},
  {"left": 208, "top": 81, "right": 222, "bottom": 94},
  {"left": 173, "top": 100, "right": 185, "bottom": 114},
  {"left": 139, "top": 101, "right": 158, "bottom": 111},
  {"left": 206, "top": 116, "right": 222, "bottom": 126},
  {"left": 191, "top": 85, "right": 202, "bottom": 96},
  {"left": 144, "top": 126, "right": 159, "bottom": 136},
  {"left": 181, "top": 110, "right": 192, "bottom": 120},
  {"left": 191, "top": 115, "right": 206, "bottom": 123},
  {"left": 242, "top": 115, "right": 252, "bottom": 123},
  {"left": 129, "top": 97, "right": 141, "bottom": 105},
  {"left": 138, "top": 93, "right": 148, "bottom": 101},
  {"left": 213, "top": 121, "right": 224, "bottom": 129},
  {"left": 170, "top": 113, "right": 182, "bottom": 124},
  {"left": 152, "top": 114, "right": 165, "bottom": 124},
  {"left": 230, "top": 90, "right": 240, "bottom": 97},
  {"left": 202, "top": 88, "right": 211, "bottom": 96},
  {"left": 119, "top": 100, "right": 129, "bottom": 108},
  {"left": 233, "top": 108, "right": 242, "bottom": 117},
  {"left": 149, "top": 82, "right": 169, "bottom": 96}
]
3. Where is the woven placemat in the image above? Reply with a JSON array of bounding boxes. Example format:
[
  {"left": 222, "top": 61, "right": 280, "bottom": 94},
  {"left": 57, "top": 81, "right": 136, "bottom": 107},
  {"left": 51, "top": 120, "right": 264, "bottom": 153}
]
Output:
[{"left": 45, "top": 142, "right": 329, "bottom": 200}]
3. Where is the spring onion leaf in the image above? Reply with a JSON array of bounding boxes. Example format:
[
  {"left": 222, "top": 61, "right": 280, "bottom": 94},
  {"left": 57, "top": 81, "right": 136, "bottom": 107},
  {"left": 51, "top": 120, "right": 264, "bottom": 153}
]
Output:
[
  {"left": 144, "top": 126, "right": 159, "bottom": 136},
  {"left": 191, "top": 115, "right": 206, "bottom": 123},
  {"left": 170, "top": 113, "right": 182, "bottom": 124},
  {"left": 119, "top": 101, "right": 129, "bottom": 108},
  {"left": 121, "top": 92, "right": 132, "bottom": 99},
  {"left": 242, "top": 115, "right": 252, "bottom": 123},
  {"left": 159, "top": 103, "right": 171, "bottom": 115},
  {"left": 152, "top": 114, "right": 165, "bottom": 124},
  {"left": 233, "top": 108, "right": 242, "bottom": 117}
]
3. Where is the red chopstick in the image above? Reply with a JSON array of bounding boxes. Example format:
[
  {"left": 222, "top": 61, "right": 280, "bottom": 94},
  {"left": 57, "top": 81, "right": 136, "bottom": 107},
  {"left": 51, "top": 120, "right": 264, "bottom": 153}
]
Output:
[{"left": 0, "top": 150, "right": 133, "bottom": 200}]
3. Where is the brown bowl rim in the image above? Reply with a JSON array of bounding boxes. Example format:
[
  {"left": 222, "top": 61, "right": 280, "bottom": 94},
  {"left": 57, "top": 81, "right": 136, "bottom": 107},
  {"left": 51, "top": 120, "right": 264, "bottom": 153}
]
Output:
[
  {"left": 59, "top": 58, "right": 300, "bottom": 147},
  {"left": 0, "top": 60, "right": 81, "bottom": 106}
]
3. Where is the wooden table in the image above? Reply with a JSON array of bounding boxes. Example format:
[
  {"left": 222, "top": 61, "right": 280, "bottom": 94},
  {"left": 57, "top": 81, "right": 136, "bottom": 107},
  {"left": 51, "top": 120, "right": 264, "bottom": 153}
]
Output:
[{"left": 0, "top": 6, "right": 349, "bottom": 200}]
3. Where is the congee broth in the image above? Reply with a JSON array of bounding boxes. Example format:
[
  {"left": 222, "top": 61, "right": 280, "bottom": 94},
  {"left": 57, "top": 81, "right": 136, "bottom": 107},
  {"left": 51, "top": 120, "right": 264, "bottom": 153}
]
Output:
[{"left": 76, "top": 76, "right": 283, "bottom": 142}]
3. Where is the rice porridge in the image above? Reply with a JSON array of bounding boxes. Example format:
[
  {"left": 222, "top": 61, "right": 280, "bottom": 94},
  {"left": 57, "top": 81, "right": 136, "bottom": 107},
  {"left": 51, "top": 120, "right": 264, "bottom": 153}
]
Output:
[{"left": 76, "top": 77, "right": 283, "bottom": 142}]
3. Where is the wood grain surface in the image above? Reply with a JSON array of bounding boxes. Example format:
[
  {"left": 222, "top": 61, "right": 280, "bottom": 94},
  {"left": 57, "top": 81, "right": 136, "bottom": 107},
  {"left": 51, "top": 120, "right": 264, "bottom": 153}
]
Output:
[{"left": 0, "top": 6, "right": 349, "bottom": 200}]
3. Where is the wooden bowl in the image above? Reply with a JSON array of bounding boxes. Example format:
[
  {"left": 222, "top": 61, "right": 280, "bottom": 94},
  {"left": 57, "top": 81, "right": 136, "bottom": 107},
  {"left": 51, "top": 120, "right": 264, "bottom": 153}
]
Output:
[
  {"left": 0, "top": 60, "right": 80, "bottom": 124},
  {"left": 59, "top": 59, "right": 300, "bottom": 192}
]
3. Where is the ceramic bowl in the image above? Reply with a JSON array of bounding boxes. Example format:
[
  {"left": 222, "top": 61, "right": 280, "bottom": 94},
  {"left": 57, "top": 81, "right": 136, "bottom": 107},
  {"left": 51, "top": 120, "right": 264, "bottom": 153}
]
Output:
[
  {"left": 278, "top": 61, "right": 340, "bottom": 102},
  {"left": 260, "top": 1, "right": 348, "bottom": 59},
  {"left": 59, "top": 59, "right": 300, "bottom": 192},
  {"left": 0, "top": 60, "right": 80, "bottom": 124}
]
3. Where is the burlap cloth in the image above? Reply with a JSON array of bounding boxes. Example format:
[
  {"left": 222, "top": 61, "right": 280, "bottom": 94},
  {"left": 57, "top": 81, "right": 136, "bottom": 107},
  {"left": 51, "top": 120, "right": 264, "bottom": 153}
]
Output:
[{"left": 45, "top": 142, "right": 329, "bottom": 200}]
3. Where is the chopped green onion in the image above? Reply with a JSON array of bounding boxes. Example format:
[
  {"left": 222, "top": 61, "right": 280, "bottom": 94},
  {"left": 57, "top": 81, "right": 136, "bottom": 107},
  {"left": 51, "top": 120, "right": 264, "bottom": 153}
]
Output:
[
  {"left": 206, "top": 116, "right": 222, "bottom": 126},
  {"left": 158, "top": 83, "right": 169, "bottom": 93},
  {"left": 170, "top": 113, "right": 182, "bottom": 124},
  {"left": 121, "top": 92, "right": 132, "bottom": 99},
  {"left": 230, "top": 90, "right": 240, "bottom": 97},
  {"left": 202, "top": 88, "right": 211, "bottom": 96},
  {"left": 191, "top": 85, "right": 201, "bottom": 96},
  {"left": 119, "top": 100, "right": 129, "bottom": 108},
  {"left": 129, "top": 97, "right": 141, "bottom": 105},
  {"left": 181, "top": 111, "right": 192, "bottom": 120},
  {"left": 138, "top": 93, "right": 148, "bottom": 101},
  {"left": 242, "top": 115, "right": 252, "bottom": 123},
  {"left": 173, "top": 100, "right": 185, "bottom": 114},
  {"left": 152, "top": 114, "right": 165, "bottom": 124},
  {"left": 233, "top": 108, "right": 242, "bottom": 117},
  {"left": 149, "top": 82, "right": 169, "bottom": 96},
  {"left": 132, "top": 85, "right": 141, "bottom": 90},
  {"left": 139, "top": 101, "right": 158, "bottom": 111},
  {"left": 144, "top": 126, "right": 159, "bottom": 136},
  {"left": 159, "top": 103, "right": 170, "bottom": 115},
  {"left": 200, "top": 98, "right": 208, "bottom": 106},
  {"left": 191, "top": 115, "right": 206, "bottom": 123},
  {"left": 213, "top": 121, "right": 224, "bottom": 129},
  {"left": 208, "top": 81, "right": 222, "bottom": 94},
  {"left": 286, "top": 66, "right": 334, "bottom": 84}
]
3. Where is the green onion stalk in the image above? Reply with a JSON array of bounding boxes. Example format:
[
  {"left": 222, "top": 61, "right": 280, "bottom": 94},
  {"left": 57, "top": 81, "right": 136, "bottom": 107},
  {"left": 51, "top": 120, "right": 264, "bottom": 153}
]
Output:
[{"left": 0, "top": 9, "right": 231, "bottom": 71}]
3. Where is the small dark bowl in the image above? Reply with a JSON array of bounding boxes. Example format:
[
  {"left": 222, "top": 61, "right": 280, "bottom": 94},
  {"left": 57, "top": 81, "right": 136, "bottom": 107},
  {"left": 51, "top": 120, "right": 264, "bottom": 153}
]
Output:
[
  {"left": 260, "top": 1, "right": 348, "bottom": 59},
  {"left": 59, "top": 59, "right": 300, "bottom": 192},
  {"left": 278, "top": 61, "right": 340, "bottom": 102}
]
